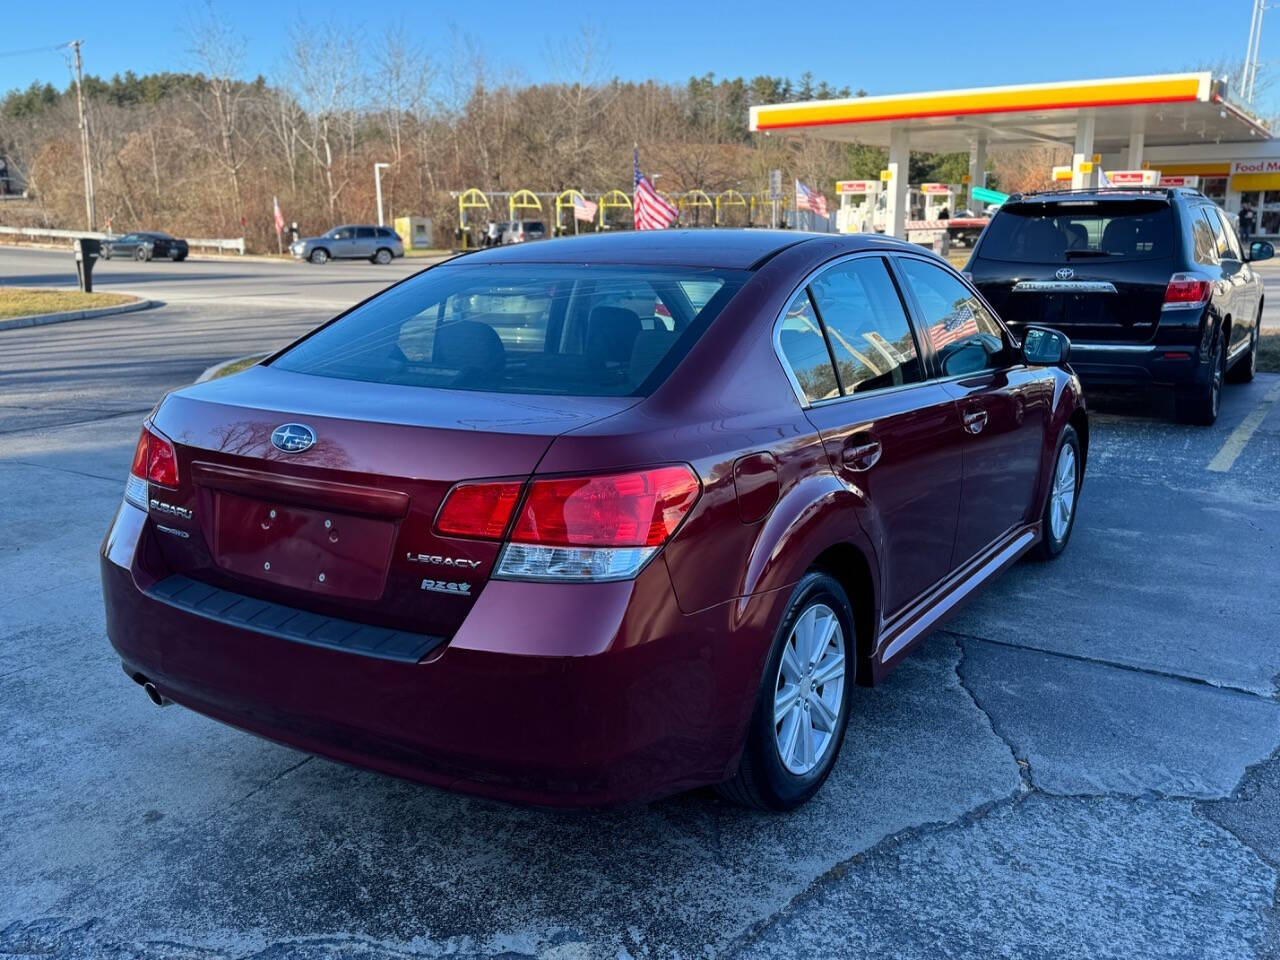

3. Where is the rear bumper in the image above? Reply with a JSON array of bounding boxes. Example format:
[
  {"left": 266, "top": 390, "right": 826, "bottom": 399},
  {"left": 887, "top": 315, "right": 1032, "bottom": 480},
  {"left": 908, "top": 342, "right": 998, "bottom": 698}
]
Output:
[
  {"left": 1068, "top": 342, "right": 1207, "bottom": 388},
  {"left": 100, "top": 502, "right": 777, "bottom": 807}
]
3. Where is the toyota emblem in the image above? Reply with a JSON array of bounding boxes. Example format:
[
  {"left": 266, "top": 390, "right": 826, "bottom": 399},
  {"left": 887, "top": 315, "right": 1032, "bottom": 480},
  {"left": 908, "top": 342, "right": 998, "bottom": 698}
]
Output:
[{"left": 1055, "top": 267, "right": 1075, "bottom": 280}]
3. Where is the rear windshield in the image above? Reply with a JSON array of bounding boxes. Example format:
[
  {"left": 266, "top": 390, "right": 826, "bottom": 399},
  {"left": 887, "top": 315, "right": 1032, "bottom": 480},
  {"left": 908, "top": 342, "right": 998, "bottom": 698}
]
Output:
[
  {"left": 272, "top": 263, "right": 748, "bottom": 396},
  {"left": 979, "top": 199, "right": 1174, "bottom": 263}
]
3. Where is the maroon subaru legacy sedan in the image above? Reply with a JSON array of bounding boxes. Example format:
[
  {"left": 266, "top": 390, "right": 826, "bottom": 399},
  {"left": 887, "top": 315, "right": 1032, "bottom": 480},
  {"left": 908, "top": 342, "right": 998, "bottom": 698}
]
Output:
[{"left": 101, "top": 230, "right": 1086, "bottom": 810}]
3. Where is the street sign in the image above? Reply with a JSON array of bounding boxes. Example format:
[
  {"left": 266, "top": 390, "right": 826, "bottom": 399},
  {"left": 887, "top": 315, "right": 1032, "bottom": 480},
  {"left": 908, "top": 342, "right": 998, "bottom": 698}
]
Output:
[
  {"left": 768, "top": 170, "right": 782, "bottom": 201},
  {"left": 971, "top": 186, "right": 1009, "bottom": 205}
]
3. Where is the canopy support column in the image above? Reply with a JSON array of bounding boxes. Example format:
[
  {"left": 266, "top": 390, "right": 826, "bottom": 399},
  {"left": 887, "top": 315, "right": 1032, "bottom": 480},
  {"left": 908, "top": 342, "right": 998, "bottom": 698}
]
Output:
[
  {"left": 1127, "top": 115, "right": 1146, "bottom": 169},
  {"left": 886, "top": 128, "right": 910, "bottom": 239},
  {"left": 1072, "top": 111, "right": 1097, "bottom": 189},
  {"left": 968, "top": 134, "right": 988, "bottom": 215}
]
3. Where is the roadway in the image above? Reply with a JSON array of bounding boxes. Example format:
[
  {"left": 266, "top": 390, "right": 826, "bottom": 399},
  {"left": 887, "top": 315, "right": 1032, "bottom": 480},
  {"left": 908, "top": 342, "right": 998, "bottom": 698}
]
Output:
[{"left": 2, "top": 243, "right": 1279, "bottom": 958}]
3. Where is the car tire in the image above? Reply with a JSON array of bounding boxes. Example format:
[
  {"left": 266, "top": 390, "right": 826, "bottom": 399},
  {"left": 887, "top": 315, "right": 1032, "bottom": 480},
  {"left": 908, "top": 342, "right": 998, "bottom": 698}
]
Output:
[
  {"left": 1226, "top": 317, "right": 1260, "bottom": 385},
  {"left": 372, "top": 248, "right": 393, "bottom": 265},
  {"left": 1175, "top": 328, "right": 1225, "bottom": 426},
  {"left": 309, "top": 248, "right": 329, "bottom": 265},
  {"left": 717, "top": 571, "right": 855, "bottom": 812},
  {"left": 134, "top": 246, "right": 150, "bottom": 262},
  {"left": 101, "top": 247, "right": 111, "bottom": 260},
  {"left": 1030, "top": 424, "right": 1081, "bottom": 561}
]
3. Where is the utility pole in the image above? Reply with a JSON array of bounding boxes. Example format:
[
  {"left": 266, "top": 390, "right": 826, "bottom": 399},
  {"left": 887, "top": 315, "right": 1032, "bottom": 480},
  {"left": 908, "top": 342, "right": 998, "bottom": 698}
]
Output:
[
  {"left": 374, "top": 162, "right": 390, "bottom": 226},
  {"left": 1243, "top": 0, "right": 1269, "bottom": 103},
  {"left": 70, "top": 40, "right": 96, "bottom": 231}
]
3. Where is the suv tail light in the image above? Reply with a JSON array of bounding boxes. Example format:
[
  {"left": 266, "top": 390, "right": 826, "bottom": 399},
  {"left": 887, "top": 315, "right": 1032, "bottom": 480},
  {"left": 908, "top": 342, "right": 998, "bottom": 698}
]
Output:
[
  {"left": 1163, "top": 273, "right": 1212, "bottom": 310},
  {"left": 124, "top": 425, "right": 179, "bottom": 511},
  {"left": 434, "top": 466, "right": 701, "bottom": 582}
]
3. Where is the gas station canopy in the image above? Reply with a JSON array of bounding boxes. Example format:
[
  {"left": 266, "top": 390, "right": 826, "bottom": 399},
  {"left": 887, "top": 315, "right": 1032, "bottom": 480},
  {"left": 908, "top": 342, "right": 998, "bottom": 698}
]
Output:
[
  {"left": 748, "top": 73, "right": 1270, "bottom": 153},
  {"left": 749, "top": 72, "right": 1274, "bottom": 238}
]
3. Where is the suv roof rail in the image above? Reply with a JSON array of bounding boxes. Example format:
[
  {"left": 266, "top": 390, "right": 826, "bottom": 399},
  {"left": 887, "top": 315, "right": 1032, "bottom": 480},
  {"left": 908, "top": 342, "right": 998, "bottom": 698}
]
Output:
[{"left": 1007, "top": 186, "right": 1206, "bottom": 202}]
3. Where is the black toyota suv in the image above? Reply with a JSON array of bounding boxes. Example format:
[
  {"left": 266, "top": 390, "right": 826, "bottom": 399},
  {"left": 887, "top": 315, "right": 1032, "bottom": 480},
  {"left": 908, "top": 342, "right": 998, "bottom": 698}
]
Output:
[{"left": 965, "top": 188, "right": 1272, "bottom": 424}]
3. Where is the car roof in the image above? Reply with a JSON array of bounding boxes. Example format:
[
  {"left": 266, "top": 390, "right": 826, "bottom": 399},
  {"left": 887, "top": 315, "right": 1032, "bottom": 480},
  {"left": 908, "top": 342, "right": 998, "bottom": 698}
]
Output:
[{"left": 457, "top": 229, "right": 922, "bottom": 270}]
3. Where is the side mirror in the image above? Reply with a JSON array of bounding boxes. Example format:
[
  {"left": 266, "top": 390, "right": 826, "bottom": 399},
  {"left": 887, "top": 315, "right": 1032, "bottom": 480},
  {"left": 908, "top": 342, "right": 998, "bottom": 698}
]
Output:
[
  {"left": 1022, "top": 325, "right": 1071, "bottom": 367},
  {"left": 1248, "top": 240, "right": 1274, "bottom": 262}
]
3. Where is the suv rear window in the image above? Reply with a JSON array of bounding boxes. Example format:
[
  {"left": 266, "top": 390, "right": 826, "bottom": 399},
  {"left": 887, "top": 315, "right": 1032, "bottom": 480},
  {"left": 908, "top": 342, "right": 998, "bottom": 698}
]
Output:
[
  {"left": 273, "top": 263, "right": 747, "bottom": 396},
  {"left": 979, "top": 199, "right": 1174, "bottom": 263}
]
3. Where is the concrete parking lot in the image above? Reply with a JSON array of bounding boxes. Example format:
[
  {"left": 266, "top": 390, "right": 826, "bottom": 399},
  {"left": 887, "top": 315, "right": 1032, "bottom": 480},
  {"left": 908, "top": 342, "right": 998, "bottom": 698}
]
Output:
[{"left": 2, "top": 245, "right": 1279, "bottom": 959}]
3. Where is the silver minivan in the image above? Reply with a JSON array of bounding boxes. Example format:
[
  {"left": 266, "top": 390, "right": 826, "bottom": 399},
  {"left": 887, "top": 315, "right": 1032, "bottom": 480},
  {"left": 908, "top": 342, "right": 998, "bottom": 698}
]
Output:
[{"left": 291, "top": 225, "right": 406, "bottom": 264}]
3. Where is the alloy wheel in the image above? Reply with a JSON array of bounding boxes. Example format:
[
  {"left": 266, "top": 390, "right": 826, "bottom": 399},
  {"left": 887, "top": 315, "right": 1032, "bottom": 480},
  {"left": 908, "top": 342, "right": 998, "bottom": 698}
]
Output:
[
  {"left": 773, "top": 602, "right": 846, "bottom": 775},
  {"left": 1049, "top": 443, "right": 1077, "bottom": 541}
]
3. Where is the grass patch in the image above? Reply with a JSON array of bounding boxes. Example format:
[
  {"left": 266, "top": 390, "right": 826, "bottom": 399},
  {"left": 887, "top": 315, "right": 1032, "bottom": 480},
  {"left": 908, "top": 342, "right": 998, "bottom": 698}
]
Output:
[
  {"left": 1258, "top": 330, "right": 1280, "bottom": 374},
  {"left": 0, "top": 286, "right": 137, "bottom": 320},
  {"left": 209, "top": 354, "right": 268, "bottom": 379}
]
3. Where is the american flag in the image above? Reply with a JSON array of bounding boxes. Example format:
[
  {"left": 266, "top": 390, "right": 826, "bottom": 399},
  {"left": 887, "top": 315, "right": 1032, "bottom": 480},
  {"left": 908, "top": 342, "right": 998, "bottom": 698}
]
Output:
[
  {"left": 272, "top": 196, "right": 285, "bottom": 235},
  {"left": 928, "top": 304, "right": 980, "bottom": 350},
  {"left": 573, "top": 192, "right": 598, "bottom": 222},
  {"left": 794, "top": 179, "right": 829, "bottom": 218},
  {"left": 634, "top": 146, "right": 678, "bottom": 230}
]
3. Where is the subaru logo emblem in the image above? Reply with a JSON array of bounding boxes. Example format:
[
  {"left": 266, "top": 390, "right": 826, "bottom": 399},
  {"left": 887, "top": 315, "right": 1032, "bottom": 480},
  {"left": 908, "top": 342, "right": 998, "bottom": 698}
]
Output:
[
  {"left": 1055, "top": 267, "right": 1075, "bottom": 280},
  {"left": 270, "top": 423, "right": 316, "bottom": 453}
]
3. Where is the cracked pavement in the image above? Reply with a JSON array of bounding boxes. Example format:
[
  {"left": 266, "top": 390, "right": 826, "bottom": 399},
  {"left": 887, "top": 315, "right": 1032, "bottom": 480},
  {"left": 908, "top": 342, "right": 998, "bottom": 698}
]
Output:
[{"left": 3, "top": 250, "right": 1280, "bottom": 958}]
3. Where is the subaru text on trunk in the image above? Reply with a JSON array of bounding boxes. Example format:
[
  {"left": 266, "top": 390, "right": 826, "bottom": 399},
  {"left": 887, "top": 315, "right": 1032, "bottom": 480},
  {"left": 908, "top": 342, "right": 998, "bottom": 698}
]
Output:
[{"left": 101, "top": 231, "right": 1087, "bottom": 810}]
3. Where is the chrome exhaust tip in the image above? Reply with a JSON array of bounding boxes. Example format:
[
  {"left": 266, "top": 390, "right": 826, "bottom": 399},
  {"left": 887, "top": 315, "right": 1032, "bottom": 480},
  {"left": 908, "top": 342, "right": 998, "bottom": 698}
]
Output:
[{"left": 142, "top": 680, "right": 172, "bottom": 707}]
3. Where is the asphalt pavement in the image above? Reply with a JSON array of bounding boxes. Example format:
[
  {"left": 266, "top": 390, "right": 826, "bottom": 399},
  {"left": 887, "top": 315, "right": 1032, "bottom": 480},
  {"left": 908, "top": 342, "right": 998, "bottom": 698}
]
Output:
[{"left": 2, "top": 245, "right": 1279, "bottom": 959}]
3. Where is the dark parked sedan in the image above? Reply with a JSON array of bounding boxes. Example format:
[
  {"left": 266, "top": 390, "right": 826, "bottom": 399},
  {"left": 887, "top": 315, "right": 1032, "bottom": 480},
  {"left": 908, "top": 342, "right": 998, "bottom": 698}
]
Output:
[
  {"left": 100, "top": 231, "right": 1086, "bottom": 810},
  {"left": 101, "top": 231, "right": 189, "bottom": 262}
]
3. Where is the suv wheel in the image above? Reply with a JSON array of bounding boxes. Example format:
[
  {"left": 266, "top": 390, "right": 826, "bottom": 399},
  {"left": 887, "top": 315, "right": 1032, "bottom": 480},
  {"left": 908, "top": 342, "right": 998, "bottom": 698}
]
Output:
[
  {"left": 133, "top": 246, "right": 150, "bottom": 262},
  {"left": 717, "top": 571, "right": 854, "bottom": 812},
  {"left": 372, "top": 248, "right": 393, "bottom": 265},
  {"left": 1175, "top": 329, "right": 1225, "bottom": 426},
  {"left": 1031, "top": 424, "right": 1081, "bottom": 560},
  {"left": 309, "top": 248, "right": 329, "bottom": 265},
  {"left": 1226, "top": 317, "right": 1260, "bottom": 384}
]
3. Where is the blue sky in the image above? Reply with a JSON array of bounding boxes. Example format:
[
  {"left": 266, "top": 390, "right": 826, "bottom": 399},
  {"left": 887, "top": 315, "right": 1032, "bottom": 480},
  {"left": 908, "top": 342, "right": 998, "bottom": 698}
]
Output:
[{"left": 3, "top": 0, "right": 1275, "bottom": 115}]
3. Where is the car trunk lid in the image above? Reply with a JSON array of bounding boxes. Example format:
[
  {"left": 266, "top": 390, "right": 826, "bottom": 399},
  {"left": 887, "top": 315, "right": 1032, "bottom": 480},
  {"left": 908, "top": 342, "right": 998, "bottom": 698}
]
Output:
[{"left": 146, "top": 365, "right": 636, "bottom": 639}]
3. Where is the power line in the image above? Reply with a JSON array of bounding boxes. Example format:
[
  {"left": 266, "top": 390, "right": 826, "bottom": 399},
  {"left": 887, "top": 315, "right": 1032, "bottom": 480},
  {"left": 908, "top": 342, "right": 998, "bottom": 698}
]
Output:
[{"left": 0, "top": 42, "right": 68, "bottom": 59}]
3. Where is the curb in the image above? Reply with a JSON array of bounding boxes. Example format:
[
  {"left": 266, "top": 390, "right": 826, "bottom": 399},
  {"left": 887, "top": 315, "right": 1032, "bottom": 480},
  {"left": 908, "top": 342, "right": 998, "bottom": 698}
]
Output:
[{"left": 0, "top": 297, "right": 158, "bottom": 331}]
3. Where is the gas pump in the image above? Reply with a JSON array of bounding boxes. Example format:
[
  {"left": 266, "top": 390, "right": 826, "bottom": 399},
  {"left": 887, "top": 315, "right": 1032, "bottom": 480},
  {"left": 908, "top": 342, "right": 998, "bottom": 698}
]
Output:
[
  {"left": 920, "top": 183, "right": 960, "bottom": 219},
  {"left": 834, "top": 180, "right": 881, "bottom": 234}
]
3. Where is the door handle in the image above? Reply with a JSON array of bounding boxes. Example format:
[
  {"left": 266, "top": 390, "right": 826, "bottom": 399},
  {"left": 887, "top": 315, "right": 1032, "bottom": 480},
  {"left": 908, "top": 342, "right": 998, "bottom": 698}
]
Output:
[
  {"left": 963, "top": 408, "right": 989, "bottom": 434},
  {"left": 841, "top": 435, "right": 883, "bottom": 471}
]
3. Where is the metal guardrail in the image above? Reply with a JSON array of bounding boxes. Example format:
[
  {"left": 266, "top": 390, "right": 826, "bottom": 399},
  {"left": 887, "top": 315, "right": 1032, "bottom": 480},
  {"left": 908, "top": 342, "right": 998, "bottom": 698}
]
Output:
[{"left": 0, "top": 225, "right": 245, "bottom": 255}]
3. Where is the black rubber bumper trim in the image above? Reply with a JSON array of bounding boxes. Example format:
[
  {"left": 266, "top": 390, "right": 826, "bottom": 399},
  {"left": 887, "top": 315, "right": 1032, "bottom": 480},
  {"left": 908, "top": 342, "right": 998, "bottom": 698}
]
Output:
[{"left": 144, "top": 574, "right": 445, "bottom": 663}]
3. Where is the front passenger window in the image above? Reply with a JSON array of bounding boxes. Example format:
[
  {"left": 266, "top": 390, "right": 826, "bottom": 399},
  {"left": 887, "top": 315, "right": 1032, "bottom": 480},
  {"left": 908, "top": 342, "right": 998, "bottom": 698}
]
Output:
[{"left": 898, "top": 259, "right": 1006, "bottom": 377}]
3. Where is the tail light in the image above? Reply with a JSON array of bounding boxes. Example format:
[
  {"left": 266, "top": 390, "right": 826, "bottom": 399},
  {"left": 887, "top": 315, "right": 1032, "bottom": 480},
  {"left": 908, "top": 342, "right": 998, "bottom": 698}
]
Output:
[
  {"left": 434, "top": 465, "right": 701, "bottom": 582},
  {"left": 1163, "top": 273, "right": 1212, "bottom": 310},
  {"left": 124, "top": 424, "right": 179, "bottom": 511}
]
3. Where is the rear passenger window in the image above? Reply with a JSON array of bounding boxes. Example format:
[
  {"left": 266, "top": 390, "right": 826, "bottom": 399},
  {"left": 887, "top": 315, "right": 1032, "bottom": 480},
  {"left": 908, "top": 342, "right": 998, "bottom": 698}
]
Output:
[
  {"left": 1191, "top": 212, "right": 1219, "bottom": 265},
  {"left": 808, "top": 258, "right": 922, "bottom": 393},
  {"left": 1213, "top": 209, "right": 1243, "bottom": 260},
  {"left": 777, "top": 291, "right": 840, "bottom": 403},
  {"left": 897, "top": 259, "right": 1007, "bottom": 377},
  {"left": 357, "top": 227, "right": 376, "bottom": 239}
]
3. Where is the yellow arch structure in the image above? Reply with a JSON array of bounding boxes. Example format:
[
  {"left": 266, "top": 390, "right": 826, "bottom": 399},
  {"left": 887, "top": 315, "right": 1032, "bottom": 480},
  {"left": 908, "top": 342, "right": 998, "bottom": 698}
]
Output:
[
  {"left": 457, "top": 188, "right": 491, "bottom": 250},
  {"left": 715, "top": 189, "right": 748, "bottom": 226},
  {"left": 554, "top": 189, "right": 587, "bottom": 235},
  {"left": 679, "top": 189, "right": 714, "bottom": 226},
  {"left": 508, "top": 189, "right": 542, "bottom": 222},
  {"left": 598, "top": 189, "right": 632, "bottom": 229}
]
